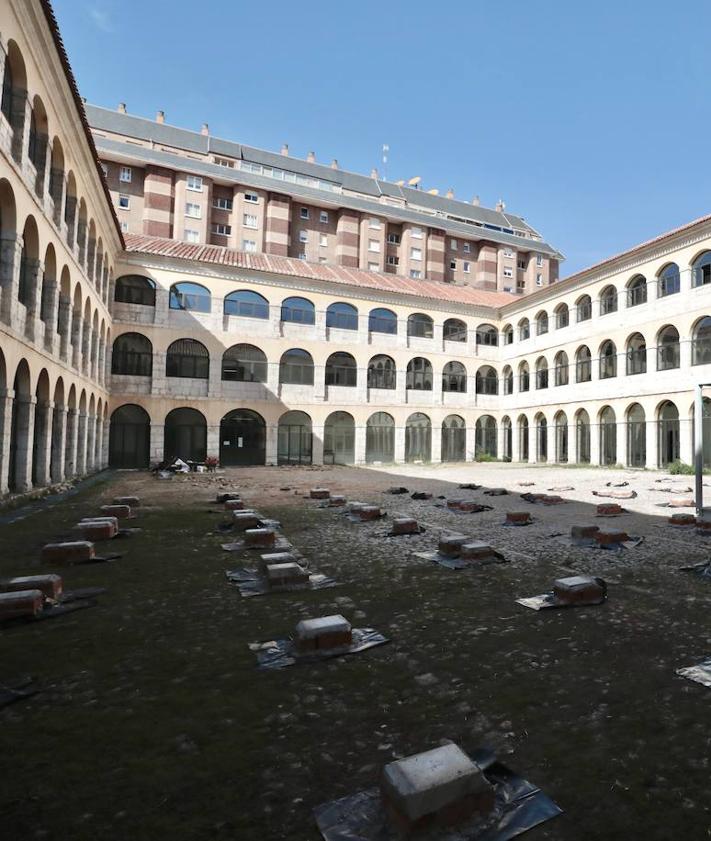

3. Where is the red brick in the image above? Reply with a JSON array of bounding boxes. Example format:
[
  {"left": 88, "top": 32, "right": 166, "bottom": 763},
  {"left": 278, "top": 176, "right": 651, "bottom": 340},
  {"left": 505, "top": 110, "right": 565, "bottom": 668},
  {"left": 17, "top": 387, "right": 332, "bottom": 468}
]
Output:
[
  {"left": 244, "top": 528, "right": 276, "bottom": 548},
  {"left": 75, "top": 520, "right": 117, "bottom": 541},
  {"left": 594, "top": 529, "right": 629, "bottom": 546},
  {"left": 100, "top": 504, "right": 131, "bottom": 519},
  {"left": 669, "top": 513, "right": 696, "bottom": 526},
  {"left": 506, "top": 511, "right": 532, "bottom": 525},
  {"left": 392, "top": 518, "right": 419, "bottom": 535},
  {"left": 1, "top": 574, "right": 62, "bottom": 600},
  {"left": 0, "top": 589, "right": 44, "bottom": 620},
  {"left": 358, "top": 506, "right": 383, "bottom": 521},
  {"left": 224, "top": 498, "right": 245, "bottom": 511},
  {"left": 597, "top": 503, "right": 623, "bottom": 516},
  {"left": 310, "top": 488, "right": 330, "bottom": 500},
  {"left": 41, "top": 541, "right": 95, "bottom": 564}
]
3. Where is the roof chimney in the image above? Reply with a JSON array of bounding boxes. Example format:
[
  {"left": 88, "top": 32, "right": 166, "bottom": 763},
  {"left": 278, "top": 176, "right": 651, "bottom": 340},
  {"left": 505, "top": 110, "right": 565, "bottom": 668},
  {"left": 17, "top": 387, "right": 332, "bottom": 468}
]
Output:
[
  {"left": 370, "top": 167, "right": 379, "bottom": 179},
  {"left": 471, "top": 195, "right": 480, "bottom": 206},
  {"left": 330, "top": 158, "right": 339, "bottom": 169},
  {"left": 117, "top": 102, "right": 126, "bottom": 114},
  {"left": 446, "top": 187, "right": 454, "bottom": 199},
  {"left": 201, "top": 123, "right": 209, "bottom": 136},
  {"left": 495, "top": 198, "right": 506, "bottom": 212},
  {"left": 306, "top": 150, "right": 316, "bottom": 163},
  {"left": 281, "top": 143, "right": 289, "bottom": 156},
  {"left": 156, "top": 110, "right": 165, "bottom": 124}
]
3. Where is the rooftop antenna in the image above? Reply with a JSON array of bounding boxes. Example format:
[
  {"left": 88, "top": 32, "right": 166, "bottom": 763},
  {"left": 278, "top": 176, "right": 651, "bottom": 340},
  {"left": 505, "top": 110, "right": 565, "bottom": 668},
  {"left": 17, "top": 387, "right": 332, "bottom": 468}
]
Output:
[{"left": 381, "top": 144, "right": 389, "bottom": 182}]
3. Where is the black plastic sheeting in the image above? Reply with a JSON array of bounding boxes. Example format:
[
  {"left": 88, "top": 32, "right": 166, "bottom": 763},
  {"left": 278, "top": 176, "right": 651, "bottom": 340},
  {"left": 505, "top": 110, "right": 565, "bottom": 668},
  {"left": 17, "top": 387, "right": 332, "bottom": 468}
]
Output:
[
  {"left": 516, "top": 579, "right": 607, "bottom": 611},
  {"left": 677, "top": 658, "right": 711, "bottom": 688},
  {"left": 251, "top": 628, "right": 389, "bottom": 670},
  {"left": 225, "top": 567, "right": 338, "bottom": 598},
  {"left": 313, "top": 747, "right": 562, "bottom": 841},
  {"left": 0, "top": 677, "right": 38, "bottom": 708},
  {"left": 414, "top": 551, "right": 507, "bottom": 571},
  {"left": 220, "top": 536, "right": 292, "bottom": 553},
  {"left": 679, "top": 561, "right": 711, "bottom": 580}
]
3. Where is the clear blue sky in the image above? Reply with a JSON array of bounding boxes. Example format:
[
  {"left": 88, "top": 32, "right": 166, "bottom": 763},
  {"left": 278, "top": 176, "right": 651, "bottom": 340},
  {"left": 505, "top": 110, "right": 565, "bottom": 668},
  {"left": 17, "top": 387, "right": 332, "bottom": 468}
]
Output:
[{"left": 54, "top": 0, "right": 711, "bottom": 276}]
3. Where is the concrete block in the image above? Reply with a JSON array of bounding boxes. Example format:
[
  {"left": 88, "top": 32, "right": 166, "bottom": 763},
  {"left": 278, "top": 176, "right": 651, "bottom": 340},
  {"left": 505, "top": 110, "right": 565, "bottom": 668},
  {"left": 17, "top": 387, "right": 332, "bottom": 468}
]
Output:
[
  {"left": 596, "top": 503, "right": 624, "bottom": 516},
  {"left": 75, "top": 519, "right": 117, "bottom": 541},
  {"left": 446, "top": 498, "right": 465, "bottom": 510},
  {"left": 358, "top": 505, "right": 383, "bottom": 521},
  {"left": 438, "top": 534, "right": 471, "bottom": 557},
  {"left": 259, "top": 551, "right": 297, "bottom": 572},
  {"left": 542, "top": 495, "right": 564, "bottom": 505},
  {"left": 1, "top": 574, "right": 62, "bottom": 600},
  {"left": 459, "top": 541, "right": 494, "bottom": 561},
  {"left": 392, "top": 518, "right": 419, "bottom": 535},
  {"left": 266, "top": 562, "right": 310, "bottom": 589},
  {"left": 217, "top": 492, "right": 241, "bottom": 503},
  {"left": 0, "top": 589, "right": 45, "bottom": 620},
  {"left": 553, "top": 575, "right": 605, "bottom": 604},
  {"left": 571, "top": 524, "right": 600, "bottom": 546},
  {"left": 381, "top": 743, "right": 495, "bottom": 835},
  {"left": 594, "top": 529, "right": 629, "bottom": 546},
  {"left": 327, "top": 495, "right": 347, "bottom": 507},
  {"left": 669, "top": 497, "right": 695, "bottom": 508},
  {"left": 506, "top": 511, "right": 532, "bottom": 525},
  {"left": 244, "top": 528, "right": 276, "bottom": 549},
  {"left": 347, "top": 501, "right": 367, "bottom": 512},
  {"left": 100, "top": 504, "right": 131, "bottom": 519},
  {"left": 310, "top": 488, "right": 330, "bottom": 500},
  {"left": 224, "top": 498, "right": 245, "bottom": 511},
  {"left": 113, "top": 496, "right": 140, "bottom": 506},
  {"left": 232, "top": 512, "right": 262, "bottom": 531},
  {"left": 294, "top": 614, "right": 352, "bottom": 653},
  {"left": 669, "top": 513, "right": 696, "bottom": 526},
  {"left": 41, "top": 541, "right": 95, "bottom": 564}
]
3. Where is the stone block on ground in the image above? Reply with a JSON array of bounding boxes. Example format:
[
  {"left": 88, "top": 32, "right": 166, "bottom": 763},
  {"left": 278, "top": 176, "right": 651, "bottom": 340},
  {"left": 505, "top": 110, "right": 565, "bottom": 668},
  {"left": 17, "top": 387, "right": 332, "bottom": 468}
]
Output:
[
  {"left": 232, "top": 512, "right": 263, "bottom": 531},
  {"left": 266, "top": 562, "right": 310, "bottom": 589},
  {"left": 381, "top": 743, "right": 495, "bottom": 836},
  {"left": 542, "top": 495, "right": 565, "bottom": 505},
  {"left": 594, "top": 529, "right": 629, "bottom": 546},
  {"left": 100, "top": 504, "right": 131, "bottom": 519},
  {"left": 244, "top": 528, "right": 276, "bottom": 549},
  {"left": 597, "top": 503, "right": 624, "bottom": 516},
  {"left": 40, "top": 541, "right": 95, "bottom": 564},
  {"left": 259, "top": 551, "right": 297, "bottom": 572},
  {"left": 327, "top": 495, "right": 347, "bottom": 507},
  {"left": 0, "top": 589, "right": 44, "bottom": 620},
  {"left": 358, "top": 505, "right": 383, "bottom": 521},
  {"left": 216, "top": 492, "right": 240, "bottom": 503},
  {"left": 310, "top": 488, "right": 330, "bottom": 500},
  {"left": 506, "top": 511, "right": 532, "bottom": 525},
  {"left": 459, "top": 541, "right": 495, "bottom": 561},
  {"left": 113, "top": 496, "right": 140, "bottom": 506},
  {"left": 392, "top": 518, "right": 420, "bottom": 536},
  {"left": 438, "top": 534, "right": 471, "bottom": 557},
  {"left": 553, "top": 575, "right": 606, "bottom": 605},
  {"left": 1, "top": 574, "right": 62, "bottom": 600},
  {"left": 446, "top": 499, "right": 465, "bottom": 511},
  {"left": 669, "top": 513, "right": 696, "bottom": 526},
  {"left": 571, "top": 524, "right": 600, "bottom": 545},
  {"left": 294, "top": 614, "right": 352, "bottom": 653},
  {"left": 224, "top": 498, "right": 245, "bottom": 511},
  {"left": 74, "top": 519, "right": 118, "bottom": 541}
]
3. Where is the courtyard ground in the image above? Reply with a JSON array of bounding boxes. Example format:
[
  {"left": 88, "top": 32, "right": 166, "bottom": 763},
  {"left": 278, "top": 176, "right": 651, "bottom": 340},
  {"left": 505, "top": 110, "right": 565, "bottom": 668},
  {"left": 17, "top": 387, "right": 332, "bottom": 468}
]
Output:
[{"left": 1, "top": 461, "right": 710, "bottom": 841}]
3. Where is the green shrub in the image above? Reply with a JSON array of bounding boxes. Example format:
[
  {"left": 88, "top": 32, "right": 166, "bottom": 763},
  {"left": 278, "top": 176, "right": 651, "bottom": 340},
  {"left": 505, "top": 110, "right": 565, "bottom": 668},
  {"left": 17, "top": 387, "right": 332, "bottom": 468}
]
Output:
[
  {"left": 474, "top": 452, "right": 498, "bottom": 463},
  {"left": 668, "top": 460, "right": 695, "bottom": 475}
]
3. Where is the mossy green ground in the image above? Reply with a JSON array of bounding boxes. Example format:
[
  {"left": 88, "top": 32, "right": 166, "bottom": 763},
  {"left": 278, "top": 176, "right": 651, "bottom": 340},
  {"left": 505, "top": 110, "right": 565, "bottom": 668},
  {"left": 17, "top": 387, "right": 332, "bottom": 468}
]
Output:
[{"left": 1, "top": 466, "right": 711, "bottom": 840}]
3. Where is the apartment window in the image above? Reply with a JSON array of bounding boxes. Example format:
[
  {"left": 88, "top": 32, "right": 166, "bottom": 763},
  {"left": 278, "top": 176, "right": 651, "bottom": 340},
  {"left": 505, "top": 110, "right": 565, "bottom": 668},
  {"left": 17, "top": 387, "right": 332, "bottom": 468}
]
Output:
[
  {"left": 214, "top": 157, "right": 235, "bottom": 168},
  {"left": 120, "top": 221, "right": 129, "bottom": 233},
  {"left": 319, "top": 256, "right": 327, "bottom": 263},
  {"left": 463, "top": 243, "right": 471, "bottom": 253},
  {"left": 369, "top": 217, "right": 381, "bottom": 229},
  {"left": 504, "top": 248, "right": 514, "bottom": 257},
  {"left": 536, "top": 254, "right": 544, "bottom": 267},
  {"left": 118, "top": 194, "right": 130, "bottom": 210},
  {"left": 119, "top": 166, "right": 132, "bottom": 183},
  {"left": 387, "top": 256, "right": 399, "bottom": 266},
  {"left": 450, "top": 239, "right": 458, "bottom": 250},
  {"left": 319, "top": 233, "right": 328, "bottom": 247},
  {"left": 297, "top": 230, "right": 308, "bottom": 244},
  {"left": 243, "top": 214, "right": 258, "bottom": 228},
  {"left": 463, "top": 261, "right": 471, "bottom": 273},
  {"left": 242, "top": 239, "right": 257, "bottom": 252},
  {"left": 213, "top": 197, "right": 233, "bottom": 211},
  {"left": 410, "top": 226, "right": 423, "bottom": 239},
  {"left": 244, "top": 192, "right": 258, "bottom": 204},
  {"left": 298, "top": 252, "right": 306, "bottom": 260},
  {"left": 387, "top": 233, "right": 401, "bottom": 244},
  {"left": 410, "top": 247, "right": 422, "bottom": 261},
  {"left": 184, "top": 229, "right": 199, "bottom": 243},
  {"left": 211, "top": 223, "right": 231, "bottom": 236},
  {"left": 319, "top": 210, "right": 329, "bottom": 223},
  {"left": 369, "top": 239, "right": 380, "bottom": 253},
  {"left": 187, "top": 175, "right": 203, "bottom": 192},
  {"left": 185, "top": 202, "right": 201, "bottom": 218},
  {"left": 300, "top": 207, "right": 309, "bottom": 219},
  {"left": 450, "top": 260, "right": 457, "bottom": 270},
  {"left": 517, "top": 259, "right": 526, "bottom": 270},
  {"left": 503, "top": 267, "right": 513, "bottom": 278},
  {"left": 536, "top": 273, "right": 544, "bottom": 286},
  {"left": 410, "top": 269, "right": 422, "bottom": 279},
  {"left": 368, "top": 262, "right": 379, "bottom": 271}
]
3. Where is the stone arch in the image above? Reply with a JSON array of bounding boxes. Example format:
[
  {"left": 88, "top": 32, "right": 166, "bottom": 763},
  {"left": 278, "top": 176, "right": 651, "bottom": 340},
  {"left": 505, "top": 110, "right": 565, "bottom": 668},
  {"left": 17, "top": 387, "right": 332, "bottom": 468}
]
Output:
[
  {"left": 324, "top": 411, "right": 355, "bottom": 465},
  {"left": 164, "top": 407, "right": 207, "bottom": 463},
  {"left": 109, "top": 404, "right": 151, "bottom": 468},
  {"left": 441, "top": 414, "right": 466, "bottom": 462},
  {"left": 366, "top": 412, "right": 395, "bottom": 463},
  {"left": 219, "top": 408, "right": 266, "bottom": 466},
  {"left": 405, "top": 412, "right": 431, "bottom": 462},
  {"left": 626, "top": 402, "right": 646, "bottom": 467},
  {"left": 8, "top": 358, "right": 32, "bottom": 492},
  {"left": 278, "top": 410, "right": 312, "bottom": 465}
]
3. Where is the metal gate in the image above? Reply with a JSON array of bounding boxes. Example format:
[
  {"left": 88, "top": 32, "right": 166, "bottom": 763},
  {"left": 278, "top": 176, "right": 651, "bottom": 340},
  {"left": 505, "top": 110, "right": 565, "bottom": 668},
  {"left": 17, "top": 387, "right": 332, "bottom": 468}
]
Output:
[
  {"left": 164, "top": 408, "right": 206, "bottom": 463},
  {"left": 278, "top": 411, "right": 312, "bottom": 465},
  {"left": 109, "top": 404, "right": 150, "bottom": 468}
]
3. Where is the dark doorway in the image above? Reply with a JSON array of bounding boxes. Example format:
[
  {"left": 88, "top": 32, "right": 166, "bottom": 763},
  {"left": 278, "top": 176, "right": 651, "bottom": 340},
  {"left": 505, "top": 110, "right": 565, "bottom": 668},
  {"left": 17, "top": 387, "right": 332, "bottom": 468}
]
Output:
[
  {"left": 109, "top": 404, "right": 150, "bottom": 468},
  {"left": 219, "top": 409, "right": 266, "bottom": 466}
]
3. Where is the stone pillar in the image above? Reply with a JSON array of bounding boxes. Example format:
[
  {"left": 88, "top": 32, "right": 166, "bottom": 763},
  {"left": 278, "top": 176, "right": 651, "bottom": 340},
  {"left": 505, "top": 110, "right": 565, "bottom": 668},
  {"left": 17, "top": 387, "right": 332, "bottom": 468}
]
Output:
[
  {"left": 336, "top": 210, "right": 360, "bottom": 267},
  {"left": 313, "top": 364, "right": 326, "bottom": 401},
  {"left": 466, "top": 422, "right": 477, "bottom": 462},
  {"left": 568, "top": 422, "right": 579, "bottom": 464},
  {"left": 207, "top": 424, "right": 220, "bottom": 461},
  {"left": 50, "top": 166, "right": 65, "bottom": 227},
  {"left": 312, "top": 424, "right": 325, "bottom": 465},
  {"left": 98, "top": 338, "right": 107, "bottom": 387},
  {"left": 590, "top": 418, "right": 601, "bottom": 466},
  {"left": 616, "top": 419, "right": 628, "bottom": 468},
  {"left": 82, "top": 323, "right": 92, "bottom": 376},
  {"left": 354, "top": 421, "right": 367, "bottom": 465},
  {"left": 86, "top": 414, "right": 96, "bottom": 472},
  {"left": 58, "top": 296, "right": 71, "bottom": 360},
  {"left": 34, "top": 133, "right": 49, "bottom": 199},
  {"left": 10, "top": 87, "right": 28, "bottom": 165},
  {"left": 314, "top": 308, "right": 327, "bottom": 342},
  {"left": 71, "top": 309, "right": 83, "bottom": 370},
  {"left": 394, "top": 423, "right": 406, "bottom": 464},
  {"left": 0, "top": 233, "right": 23, "bottom": 324},
  {"left": 42, "top": 276, "right": 59, "bottom": 352},
  {"left": 33, "top": 400, "right": 54, "bottom": 486},
  {"left": 64, "top": 408, "right": 78, "bottom": 478},
  {"left": 77, "top": 219, "right": 87, "bottom": 268},
  {"left": 266, "top": 357, "right": 280, "bottom": 399},
  {"left": 87, "top": 237, "right": 96, "bottom": 283},
  {"left": 432, "top": 364, "right": 443, "bottom": 407},
  {"left": 265, "top": 423, "right": 278, "bottom": 466},
  {"left": 645, "top": 417, "right": 659, "bottom": 470},
  {"left": 94, "top": 416, "right": 103, "bottom": 468},
  {"left": 149, "top": 423, "right": 164, "bottom": 464},
  {"left": 102, "top": 418, "right": 110, "bottom": 468},
  {"left": 264, "top": 192, "right": 290, "bottom": 256},
  {"left": 680, "top": 415, "right": 693, "bottom": 466},
  {"left": 90, "top": 325, "right": 99, "bottom": 381},
  {"left": 50, "top": 404, "right": 67, "bottom": 483},
  {"left": 13, "top": 396, "right": 36, "bottom": 492},
  {"left": 0, "top": 389, "right": 13, "bottom": 494},
  {"left": 431, "top": 423, "right": 442, "bottom": 464},
  {"left": 527, "top": 422, "right": 536, "bottom": 464},
  {"left": 64, "top": 195, "right": 77, "bottom": 249},
  {"left": 23, "top": 257, "right": 43, "bottom": 342},
  {"left": 76, "top": 412, "right": 88, "bottom": 475},
  {"left": 496, "top": 422, "right": 507, "bottom": 462}
]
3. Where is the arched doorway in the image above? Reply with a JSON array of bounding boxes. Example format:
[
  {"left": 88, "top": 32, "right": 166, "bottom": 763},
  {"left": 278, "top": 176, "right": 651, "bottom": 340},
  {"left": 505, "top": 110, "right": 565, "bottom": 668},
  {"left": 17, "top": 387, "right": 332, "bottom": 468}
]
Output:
[
  {"left": 518, "top": 416, "right": 529, "bottom": 462},
  {"left": 441, "top": 415, "right": 466, "bottom": 462},
  {"left": 536, "top": 415, "right": 548, "bottom": 463},
  {"left": 219, "top": 409, "right": 265, "bottom": 466},
  {"left": 366, "top": 412, "right": 394, "bottom": 463},
  {"left": 109, "top": 404, "right": 150, "bottom": 468},
  {"left": 164, "top": 408, "right": 206, "bottom": 463},
  {"left": 405, "top": 413, "right": 431, "bottom": 462},
  {"left": 278, "top": 411, "right": 312, "bottom": 465},
  {"left": 8, "top": 360, "right": 31, "bottom": 491},
  {"left": 657, "top": 401, "right": 680, "bottom": 467},
  {"left": 324, "top": 411, "right": 355, "bottom": 465},
  {"left": 554, "top": 412, "right": 568, "bottom": 463},
  {"left": 599, "top": 406, "right": 617, "bottom": 465},
  {"left": 626, "top": 404, "right": 646, "bottom": 467},
  {"left": 475, "top": 415, "right": 497, "bottom": 458}
]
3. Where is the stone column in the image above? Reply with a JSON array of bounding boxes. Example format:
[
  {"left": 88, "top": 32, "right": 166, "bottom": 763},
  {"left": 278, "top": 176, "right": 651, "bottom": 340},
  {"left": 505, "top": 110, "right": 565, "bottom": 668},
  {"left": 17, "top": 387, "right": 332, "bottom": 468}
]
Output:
[
  {"left": 77, "top": 219, "right": 87, "bottom": 268},
  {"left": 312, "top": 424, "right": 325, "bottom": 465},
  {"left": 90, "top": 327, "right": 99, "bottom": 382},
  {"left": 568, "top": 422, "right": 579, "bottom": 464},
  {"left": 149, "top": 423, "right": 164, "bottom": 464},
  {"left": 65, "top": 408, "right": 78, "bottom": 478},
  {"left": 0, "top": 389, "right": 13, "bottom": 494},
  {"left": 680, "top": 416, "right": 693, "bottom": 466},
  {"left": 94, "top": 416, "right": 103, "bottom": 468},
  {"left": 13, "top": 396, "right": 36, "bottom": 492},
  {"left": 50, "top": 404, "right": 67, "bottom": 482},
  {"left": 645, "top": 417, "right": 659, "bottom": 470},
  {"left": 0, "top": 232, "right": 23, "bottom": 324},
  {"left": 98, "top": 338, "right": 107, "bottom": 387},
  {"left": 313, "top": 364, "right": 326, "bottom": 401},
  {"left": 527, "top": 422, "right": 536, "bottom": 464},
  {"left": 496, "top": 422, "right": 507, "bottom": 462},
  {"left": 354, "top": 421, "right": 367, "bottom": 465},
  {"left": 87, "top": 237, "right": 96, "bottom": 283},
  {"left": 266, "top": 358, "right": 280, "bottom": 399},
  {"left": 265, "top": 423, "right": 278, "bottom": 466},
  {"left": 466, "top": 421, "right": 477, "bottom": 462},
  {"left": 102, "top": 418, "right": 110, "bottom": 468},
  {"left": 432, "top": 365, "right": 443, "bottom": 407},
  {"left": 207, "top": 424, "right": 220, "bottom": 461},
  {"left": 58, "top": 296, "right": 71, "bottom": 361},
  {"left": 86, "top": 414, "right": 96, "bottom": 472},
  {"left": 430, "top": 423, "right": 442, "bottom": 464},
  {"left": 23, "top": 257, "right": 43, "bottom": 342},
  {"left": 64, "top": 195, "right": 77, "bottom": 249},
  {"left": 34, "top": 133, "right": 49, "bottom": 199},
  {"left": 590, "top": 418, "right": 601, "bottom": 466},
  {"left": 10, "top": 87, "right": 28, "bottom": 165},
  {"left": 76, "top": 411, "right": 88, "bottom": 475},
  {"left": 71, "top": 309, "right": 83, "bottom": 370},
  {"left": 616, "top": 419, "right": 628, "bottom": 468},
  {"left": 82, "top": 323, "right": 92, "bottom": 376},
  {"left": 42, "top": 276, "right": 59, "bottom": 352},
  {"left": 394, "top": 423, "right": 406, "bottom": 464},
  {"left": 33, "top": 399, "right": 54, "bottom": 486},
  {"left": 50, "top": 166, "right": 65, "bottom": 227}
]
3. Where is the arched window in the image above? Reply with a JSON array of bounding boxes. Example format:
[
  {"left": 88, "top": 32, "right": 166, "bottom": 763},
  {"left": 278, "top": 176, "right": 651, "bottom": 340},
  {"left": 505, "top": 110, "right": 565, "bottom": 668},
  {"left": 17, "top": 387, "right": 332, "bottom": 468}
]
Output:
[
  {"left": 476, "top": 365, "right": 498, "bottom": 395},
  {"left": 442, "top": 415, "right": 466, "bottom": 463},
  {"left": 405, "top": 413, "right": 431, "bottom": 462},
  {"left": 518, "top": 416, "right": 530, "bottom": 461},
  {"left": 281, "top": 296, "right": 315, "bottom": 325},
  {"left": 536, "top": 415, "right": 548, "bottom": 462},
  {"left": 554, "top": 351, "right": 569, "bottom": 386},
  {"left": 555, "top": 303, "right": 569, "bottom": 329},
  {"left": 475, "top": 416, "right": 497, "bottom": 459},
  {"left": 278, "top": 411, "right": 312, "bottom": 465},
  {"left": 502, "top": 366, "right": 514, "bottom": 395},
  {"left": 657, "top": 325, "right": 680, "bottom": 371},
  {"left": 407, "top": 312, "right": 433, "bottom": 339},
  {"left": 658, "top": 263, "right": 680, "bottom": 297},
  {"left": 599, "top": 340, "right": 617, "bottom": 379},
  {"left": 443, "top": 318, "right": 467, "bottom": 342},
  {"left": 368, "top": 355, "right": 396, "bottom": 389},
  {"left": 114, "top": 274, "right": 156, "bottom": 306},
  {"left": 166, "top": 339, "right": 209, "bottom": 379},
  {"left": 576, "top": 295, "right": 592, "bottom": 322},
  {"left": 369, "top": 307, "right": 397, "bottom": 334},
  {"left": 599, "top": 406, "right": 617, "bottom": 465},
  {"left": 519, "top": 361, "right": 530, "bottom": 392},
  {"left": 502, "top": 324, "right": 514, "bottom": 345},
  {"left": 692, "top": 252, "right": 711, "bottom": 288},
  {"left": 693, "top": 317, "right": 711, "bottom": 365},
  {"left": 627, "top": 404, "right": 646, "bottom": 467},
  {"left": 221, "top": 344, "right": 267, "bottom": 382},
  {"left": 600, "top": 285, "right": 618, "bottom": 315},
  {"left": 325, "top": 352, "right": 357, "bottom": 387},
  {"left": 169, "top": 282, "right": 211, "bottom": 313},
  {"left": 576, "top": 409, "right": 591, "bottom": 464},
  {"left": 111, "top": 332, "right": 152, "bottom": 376},
  {"left": 224, "top": 289, "right": 269, "bottom": 319},
  {"left": 366, "top": 412, "right": 395, "bottom": 463},
  {"left": 109, "top": 404, "right": 150, "bottom": 468},
  {"left": 1, "top": 51, "right": 14, "bottom": 124},
  {"left": 406, "top": 357, "right": 433, "bottom": 390},
  {"left": 279, "top": 348, "right": 314, "bottom": 384},
  {"left": 518, "top": 318, "right": 530, "bottom": 341},
  {"left": 536, "top": 311, "right": 549, "bottom": 335},
  {"left": 535, "top": 357, "right": 548, "bottom": 389},
  {"left": 576, "top": 345, "right": 592, "bottom": 382},
  {"left": 164, "top": 408, "right": 207, "bottom": 462},
  {"left": 501, "top": 416, "right": 513, "bottom": 461},
  {"left": 442, "top": 361, "right": 467, "bottom": 392},
  {"left": 324, "top": 411, "right": 355, "bottom": 465},
  {"left": 626, "top": 333, "right": 647, "bottom": 375},
  {"left": 476, "top": 324, "right": 498, "bottom": 346},
  {"left": 326, "top": 302, "right": 358, "bottom": 330},
  {"left": 627, "top": 274, "right": 647, "bottom": 307},
  {"left": 554, "top": 412, "right": 568, "bottom": 463}
]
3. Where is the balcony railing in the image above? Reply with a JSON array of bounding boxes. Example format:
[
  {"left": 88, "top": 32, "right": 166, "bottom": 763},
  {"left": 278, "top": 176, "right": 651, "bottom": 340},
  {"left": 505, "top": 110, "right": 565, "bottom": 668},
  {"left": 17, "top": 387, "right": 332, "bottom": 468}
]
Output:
[{"left": 626, "top": 348, "right": 646, "bottom": 375}]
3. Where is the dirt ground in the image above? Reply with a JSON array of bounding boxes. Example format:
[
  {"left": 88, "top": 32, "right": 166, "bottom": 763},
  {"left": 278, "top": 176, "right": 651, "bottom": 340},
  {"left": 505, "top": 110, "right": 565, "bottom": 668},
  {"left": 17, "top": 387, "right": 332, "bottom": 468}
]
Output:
[{"left": 1, "top": 462, "right": 711, "bottom": 841}]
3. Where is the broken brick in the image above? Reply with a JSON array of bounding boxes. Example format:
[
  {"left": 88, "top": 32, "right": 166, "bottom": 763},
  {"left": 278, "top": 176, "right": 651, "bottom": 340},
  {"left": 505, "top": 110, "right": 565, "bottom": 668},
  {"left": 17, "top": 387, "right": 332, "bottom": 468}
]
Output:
[
  {"left": 265, "top": 562, "right": 310, "bottom": 589},
  {"left": 113, "top": 496, "right": 140, "bottom": 507},
  {"left": 594, "top": 529, "right": 629, "bottom": 546},
  {"left": 438, "top": 534, "right": 471, "bottom": 557},
  {"left": 358, "top": 505, "right": 383, "bottom": 521},
  {"left": 216, "top": 492, "right": 240, "bottom": 503},
  {"left": 459, "top": 541, "right": 495, "bottom": 561},
  {"left": 327, "top": 495, "right": 347, "bottom": 507},
  {"left": 74, "top": 519, "right": 117, "bottom": 541},
  {"left": 553, "top": 575, "right": 606, "bottom": 605},
  {"left": 446, "top": 499, "right": 465, "bottom": 510},
  {"left": 224, "top": 498, "right": 245, "bottom": 511},
  {"left": 596, "top": 503, "right": 624, "bottom": 516},
  {"left": 542, "top": 495, "right": 565, "bottom": 505},
  {"left": 232, "top": 512, "right": 263, "bottom": 531},
  {"left": 669, "top": 513, "right": 696, "bottom": 526},
  {"left": 571, "top": 524, "right": 600, "bottom": 546}
]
